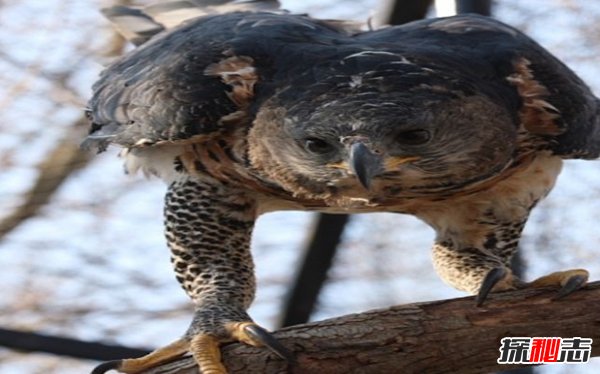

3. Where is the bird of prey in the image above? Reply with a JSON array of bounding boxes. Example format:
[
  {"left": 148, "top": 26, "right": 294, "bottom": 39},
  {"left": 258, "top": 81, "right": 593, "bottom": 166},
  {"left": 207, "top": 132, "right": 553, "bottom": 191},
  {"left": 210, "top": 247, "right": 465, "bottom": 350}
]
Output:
[{"left": 85, "top": 1, "right": 599, "bottom": 373}]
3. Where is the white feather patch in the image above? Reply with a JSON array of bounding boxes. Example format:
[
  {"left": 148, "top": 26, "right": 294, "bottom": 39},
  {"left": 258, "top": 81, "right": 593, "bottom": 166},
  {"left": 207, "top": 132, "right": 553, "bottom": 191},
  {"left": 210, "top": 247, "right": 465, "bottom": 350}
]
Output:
[{"left": 121, "top": 144, "right": 186, "bottom": 183}]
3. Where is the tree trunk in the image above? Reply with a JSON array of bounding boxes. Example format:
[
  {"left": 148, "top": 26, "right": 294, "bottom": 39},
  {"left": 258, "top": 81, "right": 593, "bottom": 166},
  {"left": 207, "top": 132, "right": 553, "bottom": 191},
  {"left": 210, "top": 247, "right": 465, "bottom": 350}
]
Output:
[
  {"left": 279, "top": 214, "right": 349, "bottom": 327},
  {"left": 142, "top": 281, "right": 600, "bottom": 373},
  {"left": 456, "top": 0, "right": 492, "bottom": 16},
  {"left": 380, "top": 0, "right": 434, "bottom": 26}
]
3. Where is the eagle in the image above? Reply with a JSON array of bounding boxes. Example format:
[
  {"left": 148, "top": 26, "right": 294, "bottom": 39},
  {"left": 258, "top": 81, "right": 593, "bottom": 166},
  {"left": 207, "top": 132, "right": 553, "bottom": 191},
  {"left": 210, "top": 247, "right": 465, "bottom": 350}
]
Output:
[{"left": 85, "top": 1, "right": 599, "bottom": 373}]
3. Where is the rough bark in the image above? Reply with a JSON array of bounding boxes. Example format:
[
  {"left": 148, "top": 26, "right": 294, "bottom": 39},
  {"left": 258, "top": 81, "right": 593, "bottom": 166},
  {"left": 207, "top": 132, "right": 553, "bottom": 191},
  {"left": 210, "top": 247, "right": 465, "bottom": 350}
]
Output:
[{"left": 141, "top": 281, "right": 600, "bottom": 373}]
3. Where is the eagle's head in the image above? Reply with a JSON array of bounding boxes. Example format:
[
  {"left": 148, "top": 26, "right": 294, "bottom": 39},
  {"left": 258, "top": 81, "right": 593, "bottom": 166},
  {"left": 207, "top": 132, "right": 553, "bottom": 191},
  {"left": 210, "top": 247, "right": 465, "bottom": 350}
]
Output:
[{"left": 248, "top": 72, "right": 520, "bottom": 205}]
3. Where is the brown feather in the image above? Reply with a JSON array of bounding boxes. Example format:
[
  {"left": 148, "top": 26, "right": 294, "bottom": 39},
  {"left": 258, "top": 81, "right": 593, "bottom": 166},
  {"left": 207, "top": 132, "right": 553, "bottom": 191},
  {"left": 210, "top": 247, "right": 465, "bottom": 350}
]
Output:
[
  {"left": 507, "top": 58, "right": 564, "bottom": 136},
  {"left": 204, "top": 55, "right": 257, "bottom": 109}
]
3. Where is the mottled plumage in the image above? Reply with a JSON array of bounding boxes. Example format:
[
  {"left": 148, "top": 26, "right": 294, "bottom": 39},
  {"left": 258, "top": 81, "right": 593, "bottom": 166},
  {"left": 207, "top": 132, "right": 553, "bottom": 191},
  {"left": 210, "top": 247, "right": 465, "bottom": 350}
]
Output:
[{"left": 86, "top": 2, "right": 599, "bottom": 373}]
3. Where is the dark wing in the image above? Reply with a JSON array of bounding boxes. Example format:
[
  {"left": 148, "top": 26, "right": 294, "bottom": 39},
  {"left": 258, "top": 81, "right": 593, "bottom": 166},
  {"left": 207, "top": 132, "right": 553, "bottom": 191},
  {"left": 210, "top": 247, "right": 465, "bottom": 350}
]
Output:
[
  {"left": 86, "top": 11, "right": 599, "bottom": 158},
  {"left": 83, "top": 8, "right": 357, "bottom": 152},
  {"left": 358, "top": 14, "right": 600, "bottom": 159},
  {"left": 84, "top": 13, "right": 239, "bottom": 152}
]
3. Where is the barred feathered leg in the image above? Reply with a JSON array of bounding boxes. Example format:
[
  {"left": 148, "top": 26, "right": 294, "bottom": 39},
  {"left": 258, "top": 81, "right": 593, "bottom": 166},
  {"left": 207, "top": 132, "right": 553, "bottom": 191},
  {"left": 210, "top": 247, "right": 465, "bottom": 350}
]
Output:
[{"left": 92, "top": 177, "right": 292, "bottom": 373}]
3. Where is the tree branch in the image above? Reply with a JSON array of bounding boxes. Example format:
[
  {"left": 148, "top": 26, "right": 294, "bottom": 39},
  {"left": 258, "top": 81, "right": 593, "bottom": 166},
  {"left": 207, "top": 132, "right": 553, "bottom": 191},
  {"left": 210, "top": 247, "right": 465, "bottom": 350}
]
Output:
[
  {"left": 140, "top": 281, "right": 600, "bottom": 373},
  {"left": 0, "top": 0, "right": 132, "bottom": 243},
  {"left": 0, "top": 118, "right": 90, "bottom": 241}
]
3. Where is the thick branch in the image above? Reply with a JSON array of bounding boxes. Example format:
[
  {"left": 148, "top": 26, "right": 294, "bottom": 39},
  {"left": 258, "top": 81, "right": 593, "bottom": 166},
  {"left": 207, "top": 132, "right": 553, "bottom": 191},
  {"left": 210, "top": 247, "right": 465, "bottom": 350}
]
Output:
[{"left": 141, "top": 281, "right": 600, "bottom": 373}]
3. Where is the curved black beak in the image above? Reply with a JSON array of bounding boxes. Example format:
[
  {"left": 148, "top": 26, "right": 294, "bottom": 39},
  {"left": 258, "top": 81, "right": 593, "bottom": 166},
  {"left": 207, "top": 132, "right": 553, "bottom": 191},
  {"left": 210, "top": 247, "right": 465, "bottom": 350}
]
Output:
[{"left": 349, "top": 142, "right": 383, "bottom": 190}]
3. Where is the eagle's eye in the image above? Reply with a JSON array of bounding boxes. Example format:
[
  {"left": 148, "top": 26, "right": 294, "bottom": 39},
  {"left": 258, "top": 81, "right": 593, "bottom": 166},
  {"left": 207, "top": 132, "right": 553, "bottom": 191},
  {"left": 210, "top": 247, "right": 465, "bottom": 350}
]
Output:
[
  {"left": 304, "top": 138, "right": 335, "bottom": 154},
  {"left": 396, "top": 129, "right": 431, "bottom": 145}
]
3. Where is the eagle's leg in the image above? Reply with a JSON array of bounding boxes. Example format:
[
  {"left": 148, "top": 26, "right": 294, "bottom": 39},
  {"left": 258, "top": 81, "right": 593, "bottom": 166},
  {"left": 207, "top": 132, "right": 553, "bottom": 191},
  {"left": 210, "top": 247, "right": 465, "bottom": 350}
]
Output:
[
  {"left": 91, "top": 339, "right": 189, "bottom": 374},
  {"left": 92, "top": 178, "right": 291, "bottom": 374},
  {"left": 432, "top": 240, "right": 521, "bottom": 305},
  {"left": 528, "top": 269, "right": 589, "bottom": 299},
  {"left": 432, "top": 219, "right": 587, "bottom": 306},
  {"left": 477, "top": 267, "right": 589, "bottom": 305}
]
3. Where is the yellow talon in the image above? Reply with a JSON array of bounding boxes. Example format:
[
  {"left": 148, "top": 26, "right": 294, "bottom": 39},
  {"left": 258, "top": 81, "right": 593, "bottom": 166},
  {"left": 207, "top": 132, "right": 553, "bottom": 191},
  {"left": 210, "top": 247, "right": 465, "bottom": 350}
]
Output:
[
  {"left": 190, "top": 335, "right": 228, "bottom": 374},
  {"left": 529, "top": 268, "right": 589, "bottom": 299},
  {"left": 529, "top": 269, "right": 589, "bottom": 287},
  {"left": 92, "top": 338, "right": 189, "bottom": 374},
  {"left": 226, "top": 322, "right": 263, "bottom": 346}
]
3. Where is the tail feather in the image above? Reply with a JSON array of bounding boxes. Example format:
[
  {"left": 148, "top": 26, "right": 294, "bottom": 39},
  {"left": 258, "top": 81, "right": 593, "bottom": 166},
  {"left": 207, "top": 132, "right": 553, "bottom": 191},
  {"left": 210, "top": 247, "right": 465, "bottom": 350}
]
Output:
[
  {"left": 101, "top": 6, "right": 164, "bottom": 46},
  {"left": 102, "top": 0, "right": 281, "bottom": 45}
]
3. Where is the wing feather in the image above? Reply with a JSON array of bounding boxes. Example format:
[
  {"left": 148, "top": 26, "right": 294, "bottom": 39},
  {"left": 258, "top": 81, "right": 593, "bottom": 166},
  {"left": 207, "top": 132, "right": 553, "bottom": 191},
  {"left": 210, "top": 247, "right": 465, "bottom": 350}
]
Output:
[{"left": 86, "top": 12, "right": 600, "bottom": 159}]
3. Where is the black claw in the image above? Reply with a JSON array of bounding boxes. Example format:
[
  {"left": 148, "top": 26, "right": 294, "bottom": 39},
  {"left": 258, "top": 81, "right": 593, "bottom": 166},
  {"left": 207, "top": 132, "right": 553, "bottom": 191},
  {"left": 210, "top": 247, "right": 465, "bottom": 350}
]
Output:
[
  {"left": 91, "top": 360, "right": 122, "bottom": 374},
  {"left": 554, "top": 275, "right": 587, "bottom": 300},
  {"left": 476, "top": 267, "right": 507, "bottom": 307},
  {"left": 244, "top": 325, "right": 296, "bottom": 364}
]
